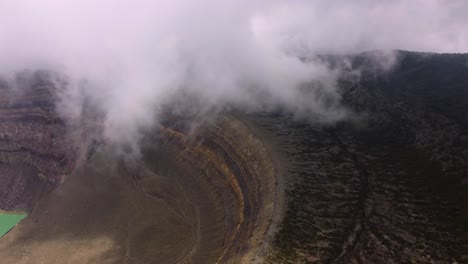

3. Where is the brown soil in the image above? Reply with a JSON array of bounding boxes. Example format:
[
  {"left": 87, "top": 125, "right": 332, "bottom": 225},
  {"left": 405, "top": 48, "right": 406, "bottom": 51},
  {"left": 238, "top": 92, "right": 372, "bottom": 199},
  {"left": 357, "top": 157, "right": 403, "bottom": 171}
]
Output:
[{"left": 0, "top": 115, "right": 279, "bottom": 264}]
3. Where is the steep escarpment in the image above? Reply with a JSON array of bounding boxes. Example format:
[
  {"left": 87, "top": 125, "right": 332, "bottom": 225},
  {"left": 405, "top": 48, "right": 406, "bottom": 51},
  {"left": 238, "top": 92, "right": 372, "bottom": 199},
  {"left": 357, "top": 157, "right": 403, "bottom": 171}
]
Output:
[{"left": 0, "top": 72, "right": 75, "bottom": 212}]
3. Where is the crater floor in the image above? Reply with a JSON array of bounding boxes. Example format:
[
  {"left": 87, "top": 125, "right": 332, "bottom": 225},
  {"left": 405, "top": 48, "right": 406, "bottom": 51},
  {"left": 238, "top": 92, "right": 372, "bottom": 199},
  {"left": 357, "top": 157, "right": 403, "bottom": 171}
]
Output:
[{"left": 0, "top": 115, "right": 279, "bottom": 264}]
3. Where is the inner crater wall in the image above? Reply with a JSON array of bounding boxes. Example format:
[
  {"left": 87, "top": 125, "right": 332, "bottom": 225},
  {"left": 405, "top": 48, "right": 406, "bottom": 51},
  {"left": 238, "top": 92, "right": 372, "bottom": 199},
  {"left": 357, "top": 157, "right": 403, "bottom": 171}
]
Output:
[{"left": 160, "top": 115, "right": 279, "bottom": 263}]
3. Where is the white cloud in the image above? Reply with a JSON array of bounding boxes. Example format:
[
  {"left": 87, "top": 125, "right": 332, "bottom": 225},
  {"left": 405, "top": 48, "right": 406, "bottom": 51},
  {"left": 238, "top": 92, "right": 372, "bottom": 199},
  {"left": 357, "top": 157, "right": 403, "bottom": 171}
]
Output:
[{"left": 0, "top": 0, "right": 466, "bottom": 149}]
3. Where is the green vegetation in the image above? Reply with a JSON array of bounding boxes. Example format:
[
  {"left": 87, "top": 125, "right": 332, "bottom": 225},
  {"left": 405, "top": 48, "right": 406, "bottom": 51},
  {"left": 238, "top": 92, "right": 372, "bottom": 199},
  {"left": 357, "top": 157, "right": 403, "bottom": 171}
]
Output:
[{"left": 0, "top": 212, "right": 27, "bottom": 237}]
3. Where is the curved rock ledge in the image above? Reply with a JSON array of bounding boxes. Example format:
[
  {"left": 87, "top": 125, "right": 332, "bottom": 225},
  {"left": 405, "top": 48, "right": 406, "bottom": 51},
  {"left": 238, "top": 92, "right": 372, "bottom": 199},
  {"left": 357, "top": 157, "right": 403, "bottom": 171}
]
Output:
[
  {"left": 0, "top": 114, "right": 279, "bottom": 264},
  {"left": 159, "top": 115, "right": 278, "bottom": 263}
]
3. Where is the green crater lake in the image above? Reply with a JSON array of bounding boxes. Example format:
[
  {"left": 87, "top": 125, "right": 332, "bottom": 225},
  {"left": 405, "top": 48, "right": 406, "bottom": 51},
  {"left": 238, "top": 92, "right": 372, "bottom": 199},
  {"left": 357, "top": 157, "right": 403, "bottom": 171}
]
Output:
[{"left": 0, "top": 212, "right": 27, "bottom": 237}]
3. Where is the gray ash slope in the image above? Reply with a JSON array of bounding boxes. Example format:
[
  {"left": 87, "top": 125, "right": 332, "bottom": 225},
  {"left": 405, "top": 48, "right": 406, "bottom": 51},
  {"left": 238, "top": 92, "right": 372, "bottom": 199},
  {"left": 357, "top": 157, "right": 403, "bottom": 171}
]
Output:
[{"left": 258, "top": 50, "right": 468, "bottom": 263}]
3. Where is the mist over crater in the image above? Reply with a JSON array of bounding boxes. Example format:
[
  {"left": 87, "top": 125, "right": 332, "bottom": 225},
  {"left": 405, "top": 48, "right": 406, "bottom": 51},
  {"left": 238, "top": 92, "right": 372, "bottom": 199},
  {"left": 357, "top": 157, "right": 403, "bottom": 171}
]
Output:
[{"left": 0, "top": 1, "right": 468, "bottom": 263}]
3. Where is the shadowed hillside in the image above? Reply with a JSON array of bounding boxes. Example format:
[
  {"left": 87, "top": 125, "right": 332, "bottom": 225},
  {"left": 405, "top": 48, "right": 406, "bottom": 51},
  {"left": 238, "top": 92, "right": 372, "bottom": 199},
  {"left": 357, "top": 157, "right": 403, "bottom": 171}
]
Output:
[{"left": 260, "top": 51, "right": 468, "bottom": 263}]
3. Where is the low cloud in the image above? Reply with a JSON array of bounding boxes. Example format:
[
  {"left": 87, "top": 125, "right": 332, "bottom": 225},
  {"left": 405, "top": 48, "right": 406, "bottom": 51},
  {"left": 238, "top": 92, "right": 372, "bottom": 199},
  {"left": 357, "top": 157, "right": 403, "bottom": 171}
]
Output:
[{"left": 0, "top": 0, "right": 467, "bottom": 151}]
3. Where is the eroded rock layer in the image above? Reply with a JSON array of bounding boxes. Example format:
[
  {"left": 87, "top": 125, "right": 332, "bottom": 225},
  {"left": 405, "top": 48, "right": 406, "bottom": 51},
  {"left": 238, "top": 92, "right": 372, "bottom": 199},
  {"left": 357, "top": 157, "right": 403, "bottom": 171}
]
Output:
[
  {"left": 158, "top": 115, "right": 278, "bottom": 263},
  {"left": 0, "top": 72, "right": 75, "bottom": 211},
  {"left": 257, "top": 51, "right": 468, "bottom": 263}
]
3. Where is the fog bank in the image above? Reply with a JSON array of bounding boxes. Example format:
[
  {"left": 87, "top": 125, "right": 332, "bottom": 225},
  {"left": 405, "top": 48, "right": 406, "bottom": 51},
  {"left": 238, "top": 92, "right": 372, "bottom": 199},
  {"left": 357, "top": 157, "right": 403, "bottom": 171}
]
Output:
[{"left": 0, "top": 0, "right": 467, "bottom": 150}]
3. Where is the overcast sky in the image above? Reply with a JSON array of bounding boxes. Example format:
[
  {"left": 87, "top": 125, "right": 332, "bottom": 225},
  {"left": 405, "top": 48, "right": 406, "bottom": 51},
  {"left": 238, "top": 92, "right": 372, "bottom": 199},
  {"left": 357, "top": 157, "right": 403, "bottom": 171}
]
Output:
[{"left": 0, "top": 0, "right": 467, "bottom": 150}]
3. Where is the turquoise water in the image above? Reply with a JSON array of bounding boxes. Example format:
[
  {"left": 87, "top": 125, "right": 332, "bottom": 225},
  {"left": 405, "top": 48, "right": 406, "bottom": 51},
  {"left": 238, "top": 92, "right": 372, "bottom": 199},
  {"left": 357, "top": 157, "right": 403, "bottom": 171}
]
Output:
[{"left": 0, "top": 213, "right": 27, "bottom": 237}]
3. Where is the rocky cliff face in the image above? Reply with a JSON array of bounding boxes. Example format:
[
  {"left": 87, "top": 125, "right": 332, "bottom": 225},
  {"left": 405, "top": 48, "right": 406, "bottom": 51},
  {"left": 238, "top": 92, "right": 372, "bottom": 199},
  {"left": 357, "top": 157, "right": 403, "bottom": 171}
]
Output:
[{"left": 0, "top": 71, "right": 76, "bottom": 211}]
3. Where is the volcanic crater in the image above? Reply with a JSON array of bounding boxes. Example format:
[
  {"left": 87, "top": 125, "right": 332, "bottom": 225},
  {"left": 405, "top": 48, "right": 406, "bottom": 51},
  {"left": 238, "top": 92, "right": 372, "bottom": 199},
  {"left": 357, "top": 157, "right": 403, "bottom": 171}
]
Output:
[{"left": 1, "top": 51, "right": 468, "bottom": 264}]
